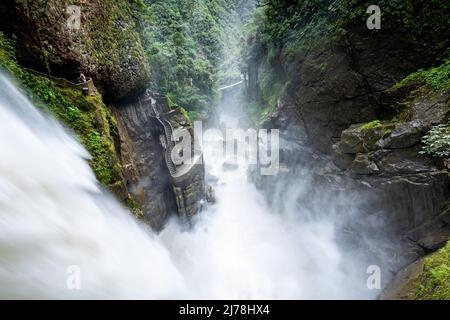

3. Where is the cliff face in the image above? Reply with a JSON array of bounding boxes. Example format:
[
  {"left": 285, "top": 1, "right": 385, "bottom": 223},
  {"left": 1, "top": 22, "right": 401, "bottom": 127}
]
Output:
[
  {"left": 244, "top": 0, "right": 450, "bottom": 295},
  {"left": 112, "top": 92, "right": 206, "bottom": 229},
  {"left": 255, "top": 36, "right": 450, "bottom": 234},
  {"left": 0, "top": 1, "right": 207, "bottom": 228},
  {"left": 2, "top": 0, "right": 150, "bottom": 101},
  {"left": 0, "top": 32, "right": 135, "bottom": 206},
  {"left": 112, "top": 94, "right": 176, "bottom": 230}
]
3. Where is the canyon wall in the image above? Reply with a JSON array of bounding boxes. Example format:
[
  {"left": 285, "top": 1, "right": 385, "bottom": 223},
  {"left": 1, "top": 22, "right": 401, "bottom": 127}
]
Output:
[
  {"left": 0, "top": 0, "right": 206, "bottom": 228},
  {"left": 244, "top": 0, "right": 450, "bottom": 297}
]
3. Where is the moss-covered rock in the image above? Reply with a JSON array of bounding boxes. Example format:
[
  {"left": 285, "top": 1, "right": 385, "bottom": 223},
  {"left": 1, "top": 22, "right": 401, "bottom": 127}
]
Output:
[
  {"left": 351, "top": 153, "right": 380, "bottom": 175},
  {"left": 415, "top": 241, "right": 450, "bottom": 299},
  {"left": 0, "top": 32, "right": 135, "bottom": 206},
  {"left": 395, "top": 59, "right": 450, "bottom": 93},
  {"left": 382, "top": 240, "right": 450, "bottom": 300},
  {"left": 5, "top": 0, "right": 150, "bottom": 101},
  {"left": 138, "top": 0, "right": 244, "bottom": 114},
  {"left": 381, "top": 121, "right": 424, "bottom": 149},
  {"left": 340, "top": 121, "right": 396, "bottom": 154}
]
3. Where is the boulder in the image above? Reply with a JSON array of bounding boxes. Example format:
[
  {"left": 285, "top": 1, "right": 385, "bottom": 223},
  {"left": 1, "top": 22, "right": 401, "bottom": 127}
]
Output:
[
  {"left": 381, "top": 240, "right": 450, "bottom": 300},
  {"left": 7, "top": 0, "right": 150, "bottom": 101},
  {"left": 340, "top": 122, "right": 396, "bottom": 154},
  {"left": 351, "top": 153, "right": 379, "bottom": 175},
  {"left": 408, "top": 203, "right": 450, "bottom": 251},
  {"left": 381, "top": 120, "right": 424, "bottom": 149},
  {"left": 331, "top": 142, "right": 354, "bottom": 170},
  {"left": 417, "top": 228, "right": 450, "bottom": 251}
]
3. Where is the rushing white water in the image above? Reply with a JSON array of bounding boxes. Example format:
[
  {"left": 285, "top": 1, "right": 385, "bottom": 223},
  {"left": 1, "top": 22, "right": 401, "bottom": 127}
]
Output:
[
  {"left": 0, "top": 74, "right": 379, "bottom": 299},
  {"left": 161, "top": 118, "right": 352, "bottom": 299}
]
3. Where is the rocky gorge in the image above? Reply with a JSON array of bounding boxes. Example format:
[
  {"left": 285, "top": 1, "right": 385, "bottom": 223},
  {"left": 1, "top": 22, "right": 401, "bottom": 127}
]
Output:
[
  {"left": 0, "top": 0, "right": 212, "bottom": 230},
  {"left": 0, "top": 0, "right": 448, "bottom": 299},
  {"left": 244, "top": 0, "right": 449, "bottom": 299}
]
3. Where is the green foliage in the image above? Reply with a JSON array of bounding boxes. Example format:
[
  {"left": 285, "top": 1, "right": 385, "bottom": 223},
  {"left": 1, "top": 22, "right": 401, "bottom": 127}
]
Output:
[
  {"left": 396, "top": 59, "right": 450, "bottom": 92},
  {"left": 360, "top": 120, "right": 383, "bottom": 130},
  {"left": 260, "top": 0, "right": 450, "bottom": 62},
  {"left": 420, "top": 121, "right": 450, "bottom": 159},
  {"left": 0, "top": 32, "right": 124, "bottom": 189},
  {"left": 242, "top": 0, "right": 450, "bottom": 124},
  {"left": 415, "top": 241, "right": 450, "bottom": 300},
  {"left": 247, "top": 100, "right": 267, "bottom": 122},
  {"left": 263, "top": 0, "right": 335, "bottom": 49},
  {"left": 0, "top": 33, "right": 21, "bottom": 75},
  {"left": 136, "top": 0, "right": 242, "bottom": 114},
  {"left": 245, "top": 80, "right": 290, "bottom": 123}
]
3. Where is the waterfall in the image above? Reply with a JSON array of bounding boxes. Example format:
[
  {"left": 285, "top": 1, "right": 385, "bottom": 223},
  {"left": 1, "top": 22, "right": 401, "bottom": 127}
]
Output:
[
  {"left": 0, "top": 74, "right": 185, "bottom": 299},
  {"left": 0, "top": 73, "right": 381, "bottom": 299}
]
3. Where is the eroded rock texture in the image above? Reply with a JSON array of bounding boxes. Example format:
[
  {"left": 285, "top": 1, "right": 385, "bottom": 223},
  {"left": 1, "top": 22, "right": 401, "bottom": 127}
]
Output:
[
  {"left": 2, "top": 0, "right": 150, "bottom": 101},
  {"left": 112, "top": 94, "right": 176, "bottom": 229},
  {"left": 246, "top": 24, "right": 450, "bottom": 285},
  {"left": 112, "top": 93, "right": 206, "bottom": 229}
]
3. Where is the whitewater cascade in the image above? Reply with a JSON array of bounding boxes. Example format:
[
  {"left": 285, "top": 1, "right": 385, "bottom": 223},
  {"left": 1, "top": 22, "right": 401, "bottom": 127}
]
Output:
[{"left": 0, "top": 74, "right": 377, "bottom": 299}]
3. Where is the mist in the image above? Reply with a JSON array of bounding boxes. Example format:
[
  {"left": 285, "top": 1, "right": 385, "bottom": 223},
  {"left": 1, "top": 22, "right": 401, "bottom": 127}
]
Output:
[{"left": 0, "top": 73, "right": 391, "bottom": 299}]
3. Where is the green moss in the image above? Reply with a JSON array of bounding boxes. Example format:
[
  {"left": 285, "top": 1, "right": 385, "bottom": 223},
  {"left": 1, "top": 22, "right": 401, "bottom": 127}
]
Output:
[
  {"left": 394, "top": 102, "right": 415, "bottom": 123},
  {"left": 415, "top": 241, "right": 450, "bottom": 300},
  {"left": 179, "top": 106, "right": 193, "bottom": 127},
  {"left": 0, "top": 32, "right": 126, "bottom": 192},
  {"left": 137, "top": 0, "right": 243, "bottom": 114},
  {"left": 261, "top": 0, "right": 449, "bottom": 64},
  {"left": 13, "top": 0, "right": 150, "bottom": 100},
  {"left": 357, "top": 121, "right": 395, "bottom": 139},
  {"left": 0, "top": 34, "right": 21, "bottom": 75},
  {"left": 246, "top": 77, "right": 290, "bottom": 124},
  {"left": 395, "top": 59, "right": 450, "bottom": 92},
  {"left": 390, "top": 58, "right": 450, "bottom": 129},
  {"left": 360, "top": 120, "right": 383, "bottom": 130}
]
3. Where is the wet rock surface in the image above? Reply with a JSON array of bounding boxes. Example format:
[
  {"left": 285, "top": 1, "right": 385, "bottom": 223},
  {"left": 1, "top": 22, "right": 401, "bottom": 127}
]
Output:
[
  {"left": 2, "top": 0, "right": 150, "bottom": 101},
  {"left": 351, "top": 153, "right": 380, "bottom": 175},
  {"left": 379, "top": 257, "right": 425, "bottom": 300},
  {"left": 112, "top": 93, "right": 176, "bottom": 230},
  {"left": 112, "top": 93, "right": 206, "bottom": 229},
  {"left": 246, "top": 25, "right": 450, "bottom": 295},
  {"left": 340, "top": 122, "right": 395, "bottom": 154}
]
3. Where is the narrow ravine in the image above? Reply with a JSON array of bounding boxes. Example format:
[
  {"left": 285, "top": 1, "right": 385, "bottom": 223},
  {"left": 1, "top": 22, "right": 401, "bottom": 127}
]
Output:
[{"left": 0, "top": 73, "right": 383, "bottom": 299}]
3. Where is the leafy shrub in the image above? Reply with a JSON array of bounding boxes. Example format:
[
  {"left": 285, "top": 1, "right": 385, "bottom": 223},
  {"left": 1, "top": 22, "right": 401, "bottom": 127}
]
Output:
[
  {"left": 420, "top": 121, "right": 450, "bottom": 159},
  {"left": 137, "top": 0, "right": 242, "bottom": 114}
]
